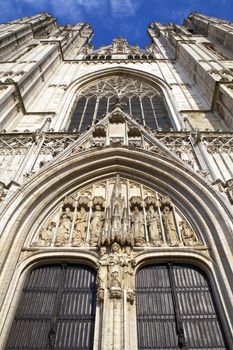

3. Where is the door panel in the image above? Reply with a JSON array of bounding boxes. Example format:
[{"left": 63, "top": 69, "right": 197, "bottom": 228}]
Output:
[
  {"left": 136, "top": 264, "right": 228, "bottom": 350},
  {"left": 5, "top": 264, "right": 96, "bottom": 350}
]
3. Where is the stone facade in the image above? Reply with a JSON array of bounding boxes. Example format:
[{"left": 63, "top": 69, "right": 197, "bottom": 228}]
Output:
[{"left": 0, "top": 12, "right": 232, "bottom": 349}]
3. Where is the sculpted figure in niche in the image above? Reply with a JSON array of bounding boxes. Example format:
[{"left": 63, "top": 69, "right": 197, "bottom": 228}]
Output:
[
  {"left": 162, "top": 206, "right": 179, "bottom": 246},
  {"left": 32, "top": 222, "right": 56, "bottom": 247},
  {"left": 90, "top": 204, "right": 104, "bottom": 245},
  {"left": 55, "top": 207, "right": 73, "bottom": 247},
  {"left": 110, "top": 271, "right": 121, "bottom": 288},
  {"left": 122, "top": 245, "right": 136, "bottom": 304},
  {"left": 108, "top": 242, "right": 123, "bottom": 299},
  {"left": 122, "top": 246, "right": 135, "bottom": 290},
  {"left": 108, "top": 242, "right": 123, "bottom": 287},
  {"left": 96, "top": 246, "right": 109, "bottom": 301},
  {"left": 180, "top": 221, "right": 201, "bottom": 246},
  {"left": 131, "top": 206, "right": 145, "bottom": 246},
  {"left": 72, "top": 230, "right": 83, "bottom": 247},
  {"left": 75, "top": 207, "right": 88, "bottom": 240},
  {"left": 147, "top": 205, "right": 162, "bottom": 246}
]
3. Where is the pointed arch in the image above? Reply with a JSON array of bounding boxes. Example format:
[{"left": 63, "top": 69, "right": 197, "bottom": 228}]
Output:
[{"left": 53, "top": 66, "right": 182, "bottom": 131}]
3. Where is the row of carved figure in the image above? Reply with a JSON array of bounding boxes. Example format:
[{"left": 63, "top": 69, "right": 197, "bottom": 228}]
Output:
[{"left": 32, "top": 203, "right": 202, "bottom": 248}]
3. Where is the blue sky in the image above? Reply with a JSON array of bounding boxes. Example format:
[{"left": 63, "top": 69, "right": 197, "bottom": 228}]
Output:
[{"left": 0, "top": 0, "right": 233, "bottom": 48}]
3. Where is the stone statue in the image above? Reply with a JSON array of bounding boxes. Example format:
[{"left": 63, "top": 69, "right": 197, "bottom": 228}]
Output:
[
  {"left": 122, "top": 245, "right": 136, "bottom": 304},
  {"left": 122, "top": 246, "right": 135, "bottom": 289},
  {"left": 180, "top": 221, "right": 201, "bottom": 246},
  {"left": 162, "top": 206, "right": 179, "bottom": 246},
  {"left": 108, "top": 242, "right": 123, "bottom": 278},
  {"left": 75, "top": 207, "right": 88, "bottom": 240},
  {"left": 90, "top": 204, "right": 104, "bottom": 245},
  {"left": 55, "top": 207, "right": 73, "bottom": 247},
  {"left": 108, "top": 242, "right": 123, "bottom": 298},
  {"left": 96, "top": 246, "right": 109, "bottom": 301},
  {"left": 72, "top": 230, "right": 83, "bottom": 247},
  {"left": 131, "top": 207, "right": 145, "bottom": 246},
  {"left": 32, "top": 222, "right": 55, "bottom": 247},
  {"left": 96, "top": 243, "right": 136, "bottom": 302},
  {"left": 147, "top": 206, "right": 162, "bottom": 246}
]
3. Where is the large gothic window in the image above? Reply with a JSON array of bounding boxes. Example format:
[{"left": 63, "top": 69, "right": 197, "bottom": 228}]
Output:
[
  {"left": 5, "top": 264, "right": 96, "bottom": 350},
  {"left": 68, "top": 77, "right": 172, "bottom": 131},
  {"left": 136, "top": 264, "right": 228, "bottom": 350}
]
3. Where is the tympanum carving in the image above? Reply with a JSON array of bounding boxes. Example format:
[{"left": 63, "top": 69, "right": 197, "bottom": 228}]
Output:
[
  {"left": 31, "top": 222, "right": 56, "bottom": 247},
  {"left": 131, "top": 206, "right": 145, "bottom": 246},
  {"left": 30, "top": 176, "right": 203, "bottom": 249},
  {"left": 90, "top": 204, "right": 104, "bottom": 246},
  {"left": 55, "top": 207, "right": 73, "bottom": 247},
  {"left": 162, "top": 205, "right": 179, "bottom": 246},
  {"left": 147, "top": 205, "right": 162, "bottom": 246},
  {"left": 180, "top": 221, "right": 201, "bottom": 246}
]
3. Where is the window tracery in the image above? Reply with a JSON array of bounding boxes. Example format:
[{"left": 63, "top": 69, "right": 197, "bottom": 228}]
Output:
[{"left": 68, "top": 77, "right": 172, "bottom": 131}]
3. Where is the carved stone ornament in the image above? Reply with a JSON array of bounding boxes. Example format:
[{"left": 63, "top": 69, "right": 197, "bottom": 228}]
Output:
[
  {"left": 90, "top": 204, "right": 104, "bottom": 246},
  {"left": 180, "top": 221, "right": 202, "bottom": 246},
  {"left": 109, "top": 112, "right": 125, "bottom": 124},
  {"left": 0, "top": 182, "right": 8, "bottom": 202},
  {"left": 162, "top": 205, "right": 180, "bottom": 246},
  {"left": 128, "top": 126, "right": 141, "bottom": 137},
  {"left": 131, "top": 206, "right": 145, "bottom": 246},
  {"left": 30, "top": 176, "right": 202, "bottom": 249},
  {"left": 31, "top": 222, "right": 56, "bottom": 247},
  {"left": 96, "top": 242, "right": 135, "bottom": 303},
  {"left": 147, "top": 205, "right": 162, "bottom": 246},
  {"left": 55, "top": 207, "right": 73, "bottom": 247},
  {"left": 92, "top": 125, "right": 106, "bottom": 138},
  {"left": 72, "top": 207, "right": 88, "bottom": 246}
]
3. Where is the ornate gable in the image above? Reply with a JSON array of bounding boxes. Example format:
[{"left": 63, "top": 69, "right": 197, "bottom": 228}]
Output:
[
  {"left": 52, "top": 103, "right": 189, "bottom": 165},
  {"left": 79, "top": 36, "right": 157, "bottom": 60}
]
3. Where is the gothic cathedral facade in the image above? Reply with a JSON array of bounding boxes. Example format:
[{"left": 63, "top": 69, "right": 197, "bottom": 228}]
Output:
[{"left": 0, "top": 11, "right": 232, "bottom": 350}]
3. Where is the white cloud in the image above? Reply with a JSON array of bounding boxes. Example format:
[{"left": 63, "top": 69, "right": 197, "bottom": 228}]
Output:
[
  {"left": 18, "top": 0, "right": 141, "bottom": 20},
  {"left": 110, "top": 0, "right": 142, "bottom": 17},
  {"left": 0, "top": 0, "right": 143, "bottom": 27}
]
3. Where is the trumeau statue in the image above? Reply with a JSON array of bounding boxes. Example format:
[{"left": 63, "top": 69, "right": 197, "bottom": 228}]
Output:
[{"left": 96, "top": 242, "right": 136, "bottom": 303}]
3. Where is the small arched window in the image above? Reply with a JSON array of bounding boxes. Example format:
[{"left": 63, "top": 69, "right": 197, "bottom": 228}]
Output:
[{"left": 68, "top": 76, "right": 172, "bottom": 131}]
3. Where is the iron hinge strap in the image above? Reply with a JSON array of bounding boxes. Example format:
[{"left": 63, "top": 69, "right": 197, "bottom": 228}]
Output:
[{"left": 167, "top": 263, "right": 187, "bottom": 350}]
